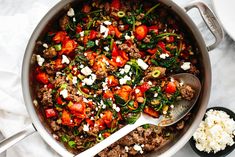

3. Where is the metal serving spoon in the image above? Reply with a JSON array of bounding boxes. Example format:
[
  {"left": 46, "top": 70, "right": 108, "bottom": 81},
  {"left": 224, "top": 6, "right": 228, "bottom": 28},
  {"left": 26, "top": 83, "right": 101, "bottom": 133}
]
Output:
[{"left": 76, "top": 73, "right": 201, "bottom": 157}]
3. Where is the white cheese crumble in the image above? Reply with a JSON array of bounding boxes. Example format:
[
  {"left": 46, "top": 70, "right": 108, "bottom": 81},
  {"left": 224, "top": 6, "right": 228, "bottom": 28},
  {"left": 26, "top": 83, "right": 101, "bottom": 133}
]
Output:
[
  {"left": 36, "top": 55, "right": 45, "bottom": 66},
  {"left": 67, "top": 8, "right": 75, "bottom": 17},
  {"left": 72, "top": 76, "right": 78, "bottom": 85},
  {"left": 135, "top": 89, "right": 140, "bottom": 94},
  {"left": 104, "top": 46, "right": 110, "bottom": 52},
  {"left": 133, "top": 144, "right": 144, "bottom": 154},
  {"left": 119, "top": 75, "right": 131, "bottom": 85},
  {"left": 137, "top": 59, "right": 148, "bottom": 70},
  {"left": 181, "top": 62, "right": 191, "bottom": 71},
  {"left": 159, "top": 53, "right": 169, "bottom": 59},
  {"left": 100, "top": 25, "right": 109, "bottom": 38},
  {"left": 83, "top": 124, "right": 89, "bottom": 132},
  {"left": 81, "top": 66, "right": 92, "bottom": 76},
  {"left": 60, "top": 89, "right": 68, "bottom": 98},
  {"left": 125, "top": 146, "right": 129, "bottom": 152},
  {"left": 116, "top": 57, "right": 121, "bottom": 63},
  {"left": 193, "top": 109, "right": 235, "bottom": 153},
  {"left": 95, "top": 40, "right": 99, "bottom": 46},
  {"left": 62, "top": 55, "right": 70, "bottom": 64},
  {"left": 42, "top": 43, "right": 48, "bottom": 48},
  {"left": 154, "top": 93, "right": 158, "bottom": 97},
  {"left": 82, "top": 74, "right": 97, "bottom": 86},
  {"left": 116, "top": 40, "right": 122, "bottom": 45},
  {"left": 103, "top": 20, "right": 112, "bottom": 25},
  {"left": 79, "top": 31, "right": 85, "bottom": 37},
  {"left": 73, "top": 17, "right": 76, "bottom": 22},
  {"left": 124, "top": 33, "right": 131, "bottom": 40},
  {"left": 124, "top": 65, "right": 131, "bottom": 73}
]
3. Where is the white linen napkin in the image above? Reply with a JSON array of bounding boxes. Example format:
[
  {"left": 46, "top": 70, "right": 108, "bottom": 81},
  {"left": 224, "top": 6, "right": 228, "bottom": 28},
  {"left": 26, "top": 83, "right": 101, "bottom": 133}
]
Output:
[{"left": 0, "top": 0, "right": 60, "bottom": 156}]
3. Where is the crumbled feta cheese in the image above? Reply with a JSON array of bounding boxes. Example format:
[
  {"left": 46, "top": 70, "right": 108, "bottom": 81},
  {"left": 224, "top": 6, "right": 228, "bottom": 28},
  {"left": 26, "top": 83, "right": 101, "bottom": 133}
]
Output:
[
  {"left": 133, "top": 144, "right": 144, "bottom": 154},
  {"left": 60, "top": 89, "right": 68, "bottom": 98},
  {"left": 137, "top": 59, "right": 148, "bottom": 70},
  {"left": 119, "top": 75, "right": 131, "bottom": 85},
  {"left": 125, "top": 33, "right": 131, "bottom": 40},
  {"left": 102, "top": 81, "right": 108, "bottom": 91},
  {"left": 72, "top": 76, "right": 78, "bottom": 85},
  {"left": 90, "top": 117, "right": 94, "bottom": 120},
  {"left": 181, "top": 62, "right": 191, "bottom": 71},
  {"left": 148, "top": 81, "right": 153, "bottom": 86},
  {"left": 104, "top": 46, "right": 110, "bottom": 52},
  {"left": 33, "top": 99, "right": 38, "bottom": 107},
  {"left": 36, "top": 55, "right": 45, "bottom": 66},
  {"left": 95, "top": 40, "right": 99, "bottom": 46},
  {"left": 125, "top": 146, "right": 129, "bottom": 152},
  {"left": 73, "top": 17, "right": 76, "bottom": 22},
  {"left": 116, "top": 57, "right": 121, "bottom": 63},
  {"left": 42, "top": 43, "right": 48, "bottom": 48},
  {"left": 100, "top": 25, "right": 107, "bottom": 34},
  {"left": 80, "top": 31, "right": 85, "bottom": 37},
  {"left": 83, "top": 124, "right": 89, "bottom": 132},
  {"left": 81, "top": 66, "right": 92, "bottom": 76},
  {"left": 170, "top": 105, "right": 174, "bottom": 108},
  {"left": 102, "top": 104, "right": 106, "bottom": 109},
  {"left": 82, "top": 74, "right": 97, "bottom": 86},
  {"left": 124, "top": 65, "right": 131, "bottom": 73},
  {"left": 135, "top": 89, "right": 140, "bottom": 94},
  {"left": 62, "top": 55, "right": 70, "bottom": 64},
  {"left": 83, "top": 98, "right": 89, "bottom": 103},
  {"left": 67, "top": 8, "right": 75, "bottom": 17},
  {"left": 154, "top": 93, "right": 158, "bottom": 97},
  {"left": 115, "top": 107, "right": 120, "bottom": 112},
  {"left": 193, "top": 109, "right": 235, "bottom": 153},
  {"left": 163, "top": 111, "right": 167, "bottom": 115},
  {"left": 159, "top": 53, "right": 169, "bottom": 59},
  {"left": 104, "top": 21, "right": 112, "bottom": 25},
  {"left": 116, "top": 40, "right": 122, "bottom": 44}
]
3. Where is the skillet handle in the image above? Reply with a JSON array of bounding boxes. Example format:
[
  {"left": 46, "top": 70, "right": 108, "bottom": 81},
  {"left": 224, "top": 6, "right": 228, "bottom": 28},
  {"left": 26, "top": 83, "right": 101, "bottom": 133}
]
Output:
[
  {"left": 184, "top": 1, "right": 224, "bottom": 51},
  {"left": 0, "top": 124, "right": 36, "bottom": 154}
]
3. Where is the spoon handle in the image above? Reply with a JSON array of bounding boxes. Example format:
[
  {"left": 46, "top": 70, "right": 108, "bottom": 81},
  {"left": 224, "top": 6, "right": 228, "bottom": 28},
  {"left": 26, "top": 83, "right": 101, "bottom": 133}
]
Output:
[{"left": 76, "top": 122, "right": 141, "bottom": 157}]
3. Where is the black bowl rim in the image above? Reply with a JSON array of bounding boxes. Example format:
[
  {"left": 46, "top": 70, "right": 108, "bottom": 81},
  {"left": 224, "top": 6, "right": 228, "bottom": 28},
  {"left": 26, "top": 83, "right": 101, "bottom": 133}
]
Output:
[{"left": 189, "top": 106, "right": 235, "bottom": 157}]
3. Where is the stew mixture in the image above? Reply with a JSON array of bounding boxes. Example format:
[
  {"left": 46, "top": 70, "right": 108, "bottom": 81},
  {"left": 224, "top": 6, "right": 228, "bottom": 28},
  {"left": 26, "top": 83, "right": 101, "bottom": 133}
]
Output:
[{"left": 32, "top": 0, "right": 199, "bottom": 156}]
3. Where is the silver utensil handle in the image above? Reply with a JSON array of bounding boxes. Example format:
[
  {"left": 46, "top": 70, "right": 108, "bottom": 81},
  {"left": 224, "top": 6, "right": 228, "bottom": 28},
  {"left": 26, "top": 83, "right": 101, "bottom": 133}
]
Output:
[
  {"left": 184, "top": 1, "right": 224, "bottom": 51},
  {"left": 0, "top": 124, "right": 36, "bottom": 154}
]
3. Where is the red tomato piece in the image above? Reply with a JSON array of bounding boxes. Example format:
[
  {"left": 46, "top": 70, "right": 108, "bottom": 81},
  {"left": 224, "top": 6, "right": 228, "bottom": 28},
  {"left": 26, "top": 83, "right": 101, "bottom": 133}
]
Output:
[
  {"left": 54, "top": 58, "right": 64, "bottom": 70},
  {"left": 69, "top": 102, "right": 85, "bottom": 114},
  {"left": 61, "top": 110, "right": 73, "bottom": 126},
  {"left": 89, "top": 30, "right": 98, "bottom": 40},
  {"left": 165, "top": 82, "right": 176, "bottom": 94},
  {"left": 76, "top": 25, "right": 83, "bottom": 33},
  {"left": 144, "top": 107, "right": 159, "bottom": 118},
  {"left": 148, "top": 26, "right": 159, "bottom": 35},
  {"left": 103, "top": 90, "right": 114, "bottom": 99},
  {"left": 166, "top": 36, "right": 175, "bottom": 43},
  {"left": 36, "top": 72, "right": 49, "bottom": 84},
  {"left": 147, "top": 48, "right": 157, "bottom": 55},
  {"left": 56, "top": 96, "right": 64, "bottom": 105},
  {"left": 112, "top": 56, "right": 127, "bottom": 67},
  {"left": 119, "top": 50, "right": 129, "bottom": 61},
  {"left": 45, "top": 108, "right": 57, "bottom": 118},
  {"left": 82, "top": 4, "right": 91, "bottom": 13},
  {"left": 60, "top": 39, "right": 77, "bottom": 55},
  {"left": 95, "top": 119, "right": 106, "bottom": 131},
  {"left": 139, "top": 82, "right": 151, "bottom": 93},
  {"left": 135, "top": 25, "right": 148, "bottom": 40},
  {"left": 103, "top": 132, "right": 111, "bottom": 138},
  {"left": 86, "top": 118, "right": 94, "bottom": 127},
  {"left": 112, "top": 42, "right": 119, "bottom": 57},
  {"left": 157, "top": 41, "right": 166, "bottom": 50},
  {"left": 102, "top": 110, "right": 113, "bottom": 127},
  {"left": 106, "top": 75, "right": 119, "bottom": 87},
  {"left": 74, "top": 118, "right": 83, "bottom": 126},
  {"left": 53, "top": 31, "right": 67, "bottom": 43},
  {"left": 111, "top": 0, "right": 121, "bottom": 10}
]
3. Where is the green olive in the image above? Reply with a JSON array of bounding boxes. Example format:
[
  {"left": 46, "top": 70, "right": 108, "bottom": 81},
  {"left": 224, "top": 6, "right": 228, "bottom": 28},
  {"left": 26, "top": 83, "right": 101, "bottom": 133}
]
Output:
[{"left": 117, "top": 11, "right": 126, "bottom": 18}]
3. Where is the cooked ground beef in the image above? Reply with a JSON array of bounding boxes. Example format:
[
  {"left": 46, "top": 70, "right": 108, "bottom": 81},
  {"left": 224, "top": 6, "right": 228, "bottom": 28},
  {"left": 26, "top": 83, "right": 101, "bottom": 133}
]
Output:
[
  {"left": 59, "top": 15, "right": 70, "bottom": 31},
  {"left": 43, "top": 47, "right": 57, "bottom": 59},
  {"left": 180, "top": 85, "right": 195, "bottom": 100},
  {"left": 37, "top": 86, "right": 53, "bottom": 106}
]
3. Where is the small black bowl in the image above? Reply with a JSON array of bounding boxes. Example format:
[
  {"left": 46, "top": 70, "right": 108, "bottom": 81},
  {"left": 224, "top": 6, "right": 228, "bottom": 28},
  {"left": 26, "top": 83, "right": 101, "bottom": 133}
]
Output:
[{"left": 189, "top": 106, "right": 235, "bottom": 157}]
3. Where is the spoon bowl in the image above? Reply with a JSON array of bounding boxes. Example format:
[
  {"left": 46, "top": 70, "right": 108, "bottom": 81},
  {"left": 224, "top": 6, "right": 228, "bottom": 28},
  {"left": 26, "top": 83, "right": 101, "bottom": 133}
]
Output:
[{"left": 76, "top": 73, "right": 201, "bottom": 157}]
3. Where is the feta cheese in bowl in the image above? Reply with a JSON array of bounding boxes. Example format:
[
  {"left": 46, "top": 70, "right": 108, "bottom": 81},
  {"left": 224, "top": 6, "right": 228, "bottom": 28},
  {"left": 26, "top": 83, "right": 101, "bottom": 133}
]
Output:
[{"left": 190, "top": 107, "right": 235, "bottom": 157}]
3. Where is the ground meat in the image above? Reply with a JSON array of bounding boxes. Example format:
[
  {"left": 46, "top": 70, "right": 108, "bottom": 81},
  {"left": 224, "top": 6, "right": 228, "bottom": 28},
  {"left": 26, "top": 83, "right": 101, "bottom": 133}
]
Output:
[
  {"left": 43, "top": 47, "right": 57, "bottom": 59},
  {"left": 144, "top": 66, "right": 166, "bottom": 80},
  {"left": 118, "top": 43, "right": 140, "bottom": 59},
  {"left": 104, "top": 2, "right": 110, "bottom": 12},
  {"left": 136, "top": 13, "right": 145, "bottom": 20},
  {"left": 189, "top": 65, "right": 200, "bottom": 75},
  {"left": 37, "top": 86, "right": 53, "bottom": 106},
  {"left": 50, "top": 121, "right": 61, "bottom": 131},
  {"left": 44, "top": 62, "right": 56, "bottom": 75},
  {"left": 180, "top": 85, "right": 195, "bottom": 100},
  {"left": 98, "top": 145, "right": 127, "bottom": 157},
  {"left": 95, "top": 69, "right": 108, "bottom": 79},
  {"left": 59, "top": 15, "right": 70, "bottom": 31},
  {"left": 53, "top": 75, "right": 67, "bottom": 88},
  {"left": 143, "top": 35, "right": 151, "bottom": 43}
]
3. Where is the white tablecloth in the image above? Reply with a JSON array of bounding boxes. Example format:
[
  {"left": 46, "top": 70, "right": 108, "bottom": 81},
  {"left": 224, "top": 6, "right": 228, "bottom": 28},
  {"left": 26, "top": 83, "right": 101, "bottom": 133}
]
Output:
[{"left": 0, "top": 0, "right": 234, "bottom": 156}]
